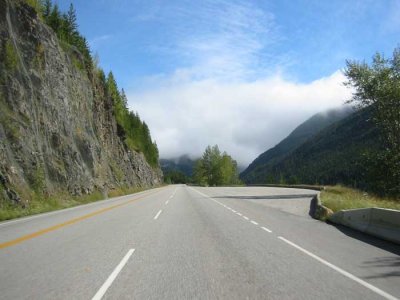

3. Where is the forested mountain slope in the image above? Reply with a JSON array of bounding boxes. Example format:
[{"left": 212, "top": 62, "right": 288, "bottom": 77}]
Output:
[
  {"left": 267, "top": 108, "right": 380, "bottom": 187},
  {"left": 0, "top": 0, "right": 161, "bottom": 207},
  {"left": 241, "top": 107, "right": 352, "bottom": 183},
  {"left": 160, "top": 155, "right": 196, "bottom": 184},
  {"left": 160, "top": 155, "right": 196, "bottom": 177}
]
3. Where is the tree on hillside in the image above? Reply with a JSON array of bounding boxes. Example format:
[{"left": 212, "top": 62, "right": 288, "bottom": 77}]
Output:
[
  {"left": 42, "top": 0, "right": 52, "bottom": 18},
  {"left": 47, "top": 4, "right": 61, "bottom": 34},
  {"left": 194, "top": 145, "right": 240, "bottom": 186},
  {"left": 344, "top": 48, "right": 400, "bottom": 196},
  {"left": 61, "top": 4, "right": 78, "bottom": 44},
  {"left": 66, "top": 4, "right": 78, "bottom": 33},
  {"left": 105, "top": 72, "right": 159, "bottom": 167}
]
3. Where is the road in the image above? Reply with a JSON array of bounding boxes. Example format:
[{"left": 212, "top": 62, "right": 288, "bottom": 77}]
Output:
[{"left": 0, "top": 185, "right": 399, "bottom": 299}]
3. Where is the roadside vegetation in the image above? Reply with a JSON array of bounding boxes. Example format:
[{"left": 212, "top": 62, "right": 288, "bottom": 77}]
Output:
[
  {"left": 164, "top": 170, "right": 191, "bottom": 184},
  {"left": 320, "top": 185, "right": 400, "bottom": 213},
  {"left": 163, "top": 145, "right": 242, "bottom": 186},
  {"left": 0, "top": 186, "right": 153, "bottom": 221},
  {"left": 344, "top": 47, "right": 400, "bottom": 197},
  {"left": 193, "top": 145, "right": 242, "bottom": 186}
]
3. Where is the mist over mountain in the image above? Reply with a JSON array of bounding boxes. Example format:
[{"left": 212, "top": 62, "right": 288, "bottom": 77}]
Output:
[
  {"left": 256, "top": 107, "right": 380, "bottom": 190},
  {"left": 240, "top": 106, "right": 354, "bottom": 183},
  {"left": 160, "top": 155, "right": 196, "bottom": 177}
]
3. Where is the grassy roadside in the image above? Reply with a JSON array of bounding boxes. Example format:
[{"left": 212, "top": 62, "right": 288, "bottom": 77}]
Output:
[
  {"left": 0, "top": 185, "right": 160, "bottom": 222},
  {"left": 320, "top": 185, "right": 400, "bottom": 213}
]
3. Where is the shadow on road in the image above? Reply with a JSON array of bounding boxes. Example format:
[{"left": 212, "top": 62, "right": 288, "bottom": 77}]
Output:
[
  {"left": 213, "top": 194, "right": 317, "bottom": 200},
  {"left": 327, "top": 221, "right": 400, "bottom": 257},
  {"left": 361, "top": 256, "right": 400, "bottom": 279}
]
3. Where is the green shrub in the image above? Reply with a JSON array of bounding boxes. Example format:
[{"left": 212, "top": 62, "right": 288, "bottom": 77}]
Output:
[
  {"left": 24, "top": 0, "right": 43, "bottom": 16},
  {"left": 5, "top": 41, "right": 18, "bottom": 71}
]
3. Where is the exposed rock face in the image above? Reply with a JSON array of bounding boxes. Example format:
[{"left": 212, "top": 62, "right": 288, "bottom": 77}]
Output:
[{"left": 0, "top": 0, "right": 162, "bottom": 204}]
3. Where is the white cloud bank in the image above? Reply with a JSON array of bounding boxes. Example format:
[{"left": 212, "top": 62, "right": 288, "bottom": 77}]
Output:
[
  {"left": 128, "top": 71, "right": 351, "bottom": 167},
  {"left": 125, "top": 0, "right": 353, "bottom": 167}
]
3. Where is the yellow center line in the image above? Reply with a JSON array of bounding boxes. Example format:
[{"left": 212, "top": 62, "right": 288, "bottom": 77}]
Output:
[{"left": 0, "top": 189, "right": 161, "bottom": 249}]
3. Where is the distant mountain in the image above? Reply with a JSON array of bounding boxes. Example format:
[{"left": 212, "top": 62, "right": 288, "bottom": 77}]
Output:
[
  {"left": 240, "top": 107, "right": 353, "bottom": 183},
  {"left": 160, "top": 155, "right": 196, "bottom": 177},
  {"left": 265, "top": 108, "right": 380, "bottom": 188}
]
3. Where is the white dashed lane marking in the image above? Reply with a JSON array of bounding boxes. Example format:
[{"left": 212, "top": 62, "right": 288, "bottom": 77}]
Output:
[
  {"left": 261, "top": 226, "right": 272, "bottom": 233},
  {"left": 154, "top": 210, "right": 162, "bottom": 220},
  {"left": 92, "top": 249, "right": 135, "bottom": 300},
  {"left": 189, "top": 186, "right": 398, "bottom": 300}
]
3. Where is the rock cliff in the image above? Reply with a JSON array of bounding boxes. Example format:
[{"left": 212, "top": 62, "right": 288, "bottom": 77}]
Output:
[{"left": 0, "top": 0, "right": 162, "bottom": 206}]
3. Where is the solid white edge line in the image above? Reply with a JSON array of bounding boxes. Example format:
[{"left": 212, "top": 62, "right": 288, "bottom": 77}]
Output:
[
  {"left": 261, "top": 226, "right": 272, "bottom": 233},
  {"left": 92, "top": 249, "right": 135, "bottom": 300},
  {"left": 188, "top": 186, "right": 210, "bottom": 198},
  {"left": 251, "top": 220, "right": 258, "bottom": 225},
  {"left": 154, "top": 210, "right": 162, "bottom": 220},
  {"left": 277, "top": 237, "right": 398, "bottom": 300}
]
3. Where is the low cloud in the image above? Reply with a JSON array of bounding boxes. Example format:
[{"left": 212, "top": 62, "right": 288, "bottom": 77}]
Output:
[
  {"left": 128, "top": 71, "right": 351, "bottom": 167},
  {"left": 123, "top": 0, "right": 352, "bottom": 167}
]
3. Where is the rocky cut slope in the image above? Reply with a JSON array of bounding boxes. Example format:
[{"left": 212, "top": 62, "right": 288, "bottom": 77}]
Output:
[{"left": 0, "top": 0, "right": 162, "bottom": 206}]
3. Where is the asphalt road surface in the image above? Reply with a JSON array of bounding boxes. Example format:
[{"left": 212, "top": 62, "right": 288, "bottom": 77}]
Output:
[{"left": 0, "top": 185, "right": 399, "bottom": 299}]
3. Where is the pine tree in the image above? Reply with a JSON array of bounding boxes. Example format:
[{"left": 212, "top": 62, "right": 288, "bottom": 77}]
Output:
[
  {"left": 47, "top": 4, "right": 61, "bottom": 34},
  {"left": 66, "top": 3, "right": 78, "bottom": 34},
  {"left": 42, "top": 0, "right": 52, "bottom": 19},
  {"left": 121, "top": 89, "right": 128, "bottom": 108}
]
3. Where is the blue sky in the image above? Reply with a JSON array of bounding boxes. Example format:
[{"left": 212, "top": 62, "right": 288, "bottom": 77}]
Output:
[
  {"left": 58, "top": 0, "right": 399, "bottom": 165},
  {"left": 60, "top": 0, "right": 399, "bottom": 86}
]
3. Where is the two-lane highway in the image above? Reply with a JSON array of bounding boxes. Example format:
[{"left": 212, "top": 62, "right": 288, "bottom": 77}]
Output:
[{"left": 0, "top": 185, "right": 399, "bottom": 299}]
